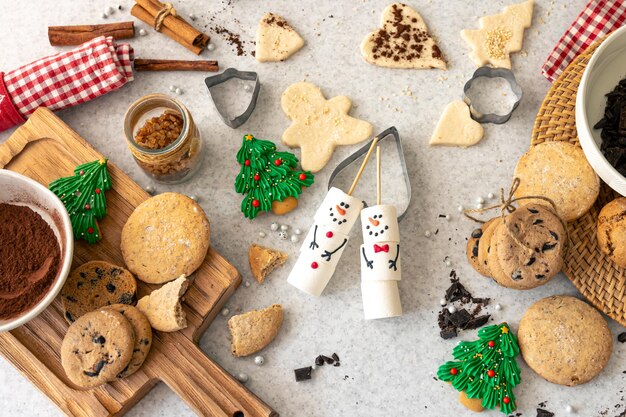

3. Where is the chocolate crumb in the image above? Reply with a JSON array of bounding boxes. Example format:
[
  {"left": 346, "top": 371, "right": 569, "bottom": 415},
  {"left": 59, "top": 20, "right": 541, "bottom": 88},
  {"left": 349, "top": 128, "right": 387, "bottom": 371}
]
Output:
[
  {"left": 294, "top": 366, "right": 312, "bottom": 382},
  {"left": 331, "top": 353, "right": 340, "bottom": 362},
  {"left": 321, "top": 355, "right": 334, "bottom": 365},
  {"left": 315, "top": 355, "right": 325, "bottom": 366},
  {"left": 536, "top": 408, "right": 554, "bottom": 417},
  {"left": 618, "top": 332, "right": 626, "bottom": 343}
]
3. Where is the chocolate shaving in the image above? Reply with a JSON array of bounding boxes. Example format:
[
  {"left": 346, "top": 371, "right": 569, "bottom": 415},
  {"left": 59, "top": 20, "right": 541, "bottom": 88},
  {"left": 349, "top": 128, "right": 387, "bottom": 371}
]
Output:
[
  {"left": 618, "top": 332, "right": 626, "bottom": 343},
  {"left": 294, "top": 366, "right": 312, "bottom": 382}
]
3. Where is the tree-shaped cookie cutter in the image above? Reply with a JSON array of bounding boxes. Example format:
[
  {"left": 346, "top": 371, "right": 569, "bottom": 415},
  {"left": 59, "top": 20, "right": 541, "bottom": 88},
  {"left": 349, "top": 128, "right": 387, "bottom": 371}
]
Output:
[
  {"left": 328, "top": 127, "right": 412, "bottom": 222},
  {"left": 462, "top": 66, "right": 523, "bottom": 124},
  {"left": 204, "top": 68, "right": 260, "bottom": 128}
]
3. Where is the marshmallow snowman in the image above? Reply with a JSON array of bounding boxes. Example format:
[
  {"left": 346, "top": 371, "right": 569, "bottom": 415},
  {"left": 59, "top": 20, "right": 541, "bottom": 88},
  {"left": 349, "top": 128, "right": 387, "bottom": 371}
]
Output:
[
  {"left": 360, "top": 204, "right": 402, "bottom": 319},
  {"left": 288, "top": 187, "right": 364, "bottom": 296}
]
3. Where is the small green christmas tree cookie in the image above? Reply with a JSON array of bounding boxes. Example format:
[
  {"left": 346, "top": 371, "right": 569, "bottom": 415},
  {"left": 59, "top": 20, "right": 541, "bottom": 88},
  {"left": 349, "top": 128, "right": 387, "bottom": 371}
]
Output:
[
  {"left": 49, "top": 158, "right": 112, "bottom": 244},
  {"left": 437, "top": 323, "right": 521, "bottom": 414},
  {"left": 235, "top": 134, "right": 314, "bottom": 219}
]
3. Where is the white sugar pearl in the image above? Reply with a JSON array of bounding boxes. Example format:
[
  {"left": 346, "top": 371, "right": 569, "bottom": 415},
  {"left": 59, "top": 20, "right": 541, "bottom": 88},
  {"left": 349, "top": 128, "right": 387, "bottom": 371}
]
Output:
[
  {"left": 139, "top": 28, "right": 148, "bottom": 36},
  {"left": 244, "top": 84, "right": 252, "bottom": 92},
  {"left": 175, "top": 87, "right": 183, "bottom": 95},
  {"left": 290, "top": 234, "right": 299, "bottom": 243},
  {"left": 488, "top": 192, "right": 495, "bottom": 199},
  {"left": 424, "top": 230, "right": 432, "bottom": 238},
  {"left": 565, "top": 405, "right": 574, "bottom": 413},
  {"left": 312, "top": 364, "right": 318, "bottom": 370},
  {"left": 495, "top": 304, "right": 502, "bottom": 311},
  {"left": 189, "top": 13, "right": 197, "bottom": 20},
  {"left": 457, "top": 205, "right": 464, "bottom": 212},
  {"left": 476, "top": 197, "right": 485, "bottom": 204},
  {"left": 445, "top": 214, "right": 451, "bottom": 221},
  {"left": 145, "top": 185, "right": 156, "bottom": 195},
  {"left": 258, "top": 231, "right": 266, "bottom": 238},
  {"left": 169, "top": 85, "right": 176, "bottom": 92},
  {"left": 244, "top": 281, "right": 251, "bottom": 288},
  {"left": 221, "top": 308, "right": 230, "bottom": 316},
  {"left": 448, "top": 306, "right": 457, "bottom": 314},
  {"left": 294, "top": 228, "right": 302, "bottom": 235},
  {"left": 439, "top": 298, "right": 447, "bottom": 306},
  {"left": 476, "top": 203, "right": 484, "bottom": 209},
  {"left": 237, "top": 373, "right": 249, "bottom": 383},
  {"left": 254, "top": 355, "right": 265, "bottom": 366},
  {"left": 445, "top": 260, "right": 452, "bottom": 267},
  {"left": 280, "top": 224, "right": 289, "bottom": 231},
  {"left": 270, "top": 222, "right": 279, "bottom": 231},
  {"left": 189, "top": 194, "right": 199, "bottom": 202},
  {"left": 207, "top": 43, "right": 216, "bottom": 51},
  {"left": 278, "top": 231, "right": 288, "bottom": 240}
]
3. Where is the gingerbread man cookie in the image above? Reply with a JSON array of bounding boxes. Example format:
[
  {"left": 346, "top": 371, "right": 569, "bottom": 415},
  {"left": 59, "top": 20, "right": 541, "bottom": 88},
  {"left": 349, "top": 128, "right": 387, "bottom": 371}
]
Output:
[
  {"left": 281, "top": 82, "right": 373, "bottom": 173},
  {"left": 461, "top": 0, "right": 534, "bottom": 69}
]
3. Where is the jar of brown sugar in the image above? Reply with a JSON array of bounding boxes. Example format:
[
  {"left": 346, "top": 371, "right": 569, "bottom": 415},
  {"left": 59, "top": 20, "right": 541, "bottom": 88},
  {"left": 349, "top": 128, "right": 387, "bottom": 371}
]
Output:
[{"left": 123, "top": 94, "right": 204, "bottom": 183}]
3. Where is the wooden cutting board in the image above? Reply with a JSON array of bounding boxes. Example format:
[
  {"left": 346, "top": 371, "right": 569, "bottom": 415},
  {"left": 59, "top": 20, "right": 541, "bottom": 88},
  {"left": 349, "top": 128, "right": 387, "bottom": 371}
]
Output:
[{"left": 0, "top": 108, "right": 277, "bottom": 417}]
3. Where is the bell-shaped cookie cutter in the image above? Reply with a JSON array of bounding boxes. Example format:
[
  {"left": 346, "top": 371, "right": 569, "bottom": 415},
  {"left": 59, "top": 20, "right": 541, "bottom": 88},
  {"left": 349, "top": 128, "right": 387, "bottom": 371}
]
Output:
[
  {"left": 462, "top": 66, "right": 523, "bottom": 124},
  {"left": 328, "top": 127, "right": 412, "bottom": 222},
  {"left": 204, "top": 68, "right": 260, "bottom": 128}
]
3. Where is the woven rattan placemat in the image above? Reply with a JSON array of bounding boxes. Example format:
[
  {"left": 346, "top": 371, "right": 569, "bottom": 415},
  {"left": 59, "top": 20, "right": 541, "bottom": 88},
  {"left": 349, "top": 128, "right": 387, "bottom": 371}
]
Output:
[{"left": 530, "top": 37, "right": 626, "bottom": 326}]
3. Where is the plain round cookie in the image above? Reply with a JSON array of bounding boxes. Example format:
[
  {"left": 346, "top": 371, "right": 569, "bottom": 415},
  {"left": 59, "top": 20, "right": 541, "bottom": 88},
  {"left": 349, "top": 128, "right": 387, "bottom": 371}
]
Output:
[
  {"left": 597, "top": 197, "right": 626, "bottom": 268},
  {"left": 490, "top": 204, "right": 565, "bottom": 290},
  {"left": 61, "top": 309, "right": 135, "bottom": 389},
  {"left": 102, "top": 304, "right": 152, "bottom": 378},
  {"left": 62, "top": 261, "right": 137, "bottom": 324},
  {"left": 514, "top": 141, "right": 599, "bottom": 222},
  {"left": 466, "top": 218, "right": 497, "bottom": 277},
  {"left": 121, "top": 193, "right": 210, "bottom": 284},
  {"left": 518, "top": 295, "right": 612, "bottom": 386}
]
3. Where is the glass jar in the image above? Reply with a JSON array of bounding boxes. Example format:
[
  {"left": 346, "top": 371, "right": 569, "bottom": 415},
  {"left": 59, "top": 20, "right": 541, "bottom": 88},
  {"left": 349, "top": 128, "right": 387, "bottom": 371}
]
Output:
[{"left": 123, "top": 94, "right": 203, "bottom": 184}]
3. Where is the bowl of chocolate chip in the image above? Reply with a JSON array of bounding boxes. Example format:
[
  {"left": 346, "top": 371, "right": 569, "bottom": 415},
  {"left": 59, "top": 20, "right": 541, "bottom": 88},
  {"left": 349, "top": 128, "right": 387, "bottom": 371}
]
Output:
[
  {"left": 0, "top": 170, "right": 73, "bottom": 332},
  {"left": 577, "top": 25, "right": 626, "bottom": 196}
]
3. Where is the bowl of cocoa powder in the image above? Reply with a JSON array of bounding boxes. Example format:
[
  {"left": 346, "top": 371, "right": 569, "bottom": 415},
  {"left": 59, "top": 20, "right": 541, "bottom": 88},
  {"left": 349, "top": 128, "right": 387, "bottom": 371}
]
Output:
[{"left": 0, "top": 169, "right": 73, "bottom": 332}]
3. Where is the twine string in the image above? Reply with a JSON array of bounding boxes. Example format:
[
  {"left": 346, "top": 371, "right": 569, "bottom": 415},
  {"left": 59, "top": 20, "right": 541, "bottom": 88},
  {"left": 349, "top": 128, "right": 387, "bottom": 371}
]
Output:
[{"left": 154, "top": 2, "right": 177, "bottom": 32}]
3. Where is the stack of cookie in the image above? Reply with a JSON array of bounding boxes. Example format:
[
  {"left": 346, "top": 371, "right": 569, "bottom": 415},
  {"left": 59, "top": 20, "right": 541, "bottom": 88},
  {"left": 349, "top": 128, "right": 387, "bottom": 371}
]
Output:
[{"left": 466, "top": 203, "right": 567, "bottom": 289}]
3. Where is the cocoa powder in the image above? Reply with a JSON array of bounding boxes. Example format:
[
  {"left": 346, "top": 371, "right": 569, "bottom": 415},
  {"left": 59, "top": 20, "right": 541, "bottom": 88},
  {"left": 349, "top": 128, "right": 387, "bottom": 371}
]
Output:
[{"left": 0, "top": 203, "right": 61, "bottom": 319}]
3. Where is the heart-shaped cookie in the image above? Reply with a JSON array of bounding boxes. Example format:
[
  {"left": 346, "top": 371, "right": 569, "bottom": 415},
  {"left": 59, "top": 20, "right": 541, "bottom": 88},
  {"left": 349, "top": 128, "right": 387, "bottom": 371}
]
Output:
[
  {"left": 430, "top": 100, "right": 484, "bottom": 147},
  {"left": 361, "top": 3, "right": 446, "bottom": 69},
  {"left": 256, "top": 13, "right": 304, "bottom": 62}
]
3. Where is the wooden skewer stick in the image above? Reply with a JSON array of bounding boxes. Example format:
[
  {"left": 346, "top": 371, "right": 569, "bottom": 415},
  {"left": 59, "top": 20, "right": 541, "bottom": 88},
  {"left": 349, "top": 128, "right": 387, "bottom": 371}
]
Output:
[
  {"left": 376, "top": 146, "right": 381, "bottom": 206},
  {"left": 348, "top": 136, "right": 379, "bottom": 196}
]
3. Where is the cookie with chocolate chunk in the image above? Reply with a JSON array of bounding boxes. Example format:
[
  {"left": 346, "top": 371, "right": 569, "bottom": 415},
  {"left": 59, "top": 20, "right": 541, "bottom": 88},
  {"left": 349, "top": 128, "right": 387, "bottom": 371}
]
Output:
[
  {"left": 477, "top": 217, "right": 502, "bottom": 278},
  {"left": 61, "top": 309, "right": 135, "bottom": 389},
  {"left": 62, "top": 261, "right": 137, "bottom": 324},
  {"left": 489, "top": 204, "right": 566, "bottom": 290},
  {"left": 466, "top": 218, "right": 497, "bottom": 277},
  {"left": 597, "top": 197, "right": 626, "bottom": 268},
  {"left": 102, "top": 304, "right": 152, "bottom": 378}
]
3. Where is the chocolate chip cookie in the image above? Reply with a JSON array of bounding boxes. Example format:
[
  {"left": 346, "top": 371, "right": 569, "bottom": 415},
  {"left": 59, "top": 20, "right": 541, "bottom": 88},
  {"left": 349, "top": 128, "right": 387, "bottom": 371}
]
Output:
[
  {"left": 518, "top": 295, "right": 612, "bottom": 386},
  {"left": 466, "top": 218, "right": 498, "bottom": 277},
  {"left": 489, "top": 204, "right": 566, "bottom": 290},
  {"left": 62, "top": 261, "right": 137, "bottom": 324},
  {"left": 102, "top": 304, "right": 152, "bottom": 378},
  {"left": 597, "top": 197, "right": 626, "bottom": 268},
  {"left": 61, "top": 309, "right": 135, "bottom": 389}
]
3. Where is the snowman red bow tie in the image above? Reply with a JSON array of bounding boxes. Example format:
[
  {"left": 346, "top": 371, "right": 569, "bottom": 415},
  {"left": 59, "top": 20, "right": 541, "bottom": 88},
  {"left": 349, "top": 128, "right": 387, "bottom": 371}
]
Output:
[{"left": 374, "top": 244, "right": 389, "bottom": 253}]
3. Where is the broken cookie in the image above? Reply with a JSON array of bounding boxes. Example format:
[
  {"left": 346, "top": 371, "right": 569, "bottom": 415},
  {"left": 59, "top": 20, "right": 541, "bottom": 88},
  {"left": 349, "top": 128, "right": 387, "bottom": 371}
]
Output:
[
  {"left": 136, "top": 275, "right": 189, "bottom": 332},
  {"left": 248, "top": 243, "right": 288, "bottom": 284},
  {"left": 228, "top": 304, "right": 283, "bottom": 357}
]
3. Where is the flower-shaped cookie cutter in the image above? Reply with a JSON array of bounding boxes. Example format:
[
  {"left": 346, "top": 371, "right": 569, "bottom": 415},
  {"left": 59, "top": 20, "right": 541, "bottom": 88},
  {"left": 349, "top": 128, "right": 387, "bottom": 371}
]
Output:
[
  {"left": 328, "top": 127, "right": 412, "bottom": 222},
  {"left": 204, "top": 68, "right": 260, "bottom": 129},
  {"left": 462, "top": 66, "right": 523, "bottom": 124}
]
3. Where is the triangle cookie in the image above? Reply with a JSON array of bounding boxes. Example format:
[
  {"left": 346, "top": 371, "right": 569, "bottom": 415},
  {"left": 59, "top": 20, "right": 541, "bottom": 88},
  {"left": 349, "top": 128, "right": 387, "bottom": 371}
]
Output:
[
  {"left": 430, "top": 101, "right": 484, "bottom": 147},
  {"left": 248, "top": 243, "right": 288, "bottom": 284},
  {"left": 228, "top": 304, "right": 284, "bottom": 357},
  {"left": 361, "top": 3, "right": 446, "bottom": 69},
  {"left": 461, "top": 0, "right": 534, "bottom": 69},
  {"left": 255, "top": 13, "right": 304, "bottom": 62}
]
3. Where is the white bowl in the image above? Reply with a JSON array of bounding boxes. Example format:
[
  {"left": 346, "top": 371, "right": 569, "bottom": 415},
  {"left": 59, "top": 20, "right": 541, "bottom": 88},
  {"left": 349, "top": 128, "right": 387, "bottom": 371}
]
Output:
[
  {"left": 0, "top": 170, "right": 73, "bottom": 332},
  {"left": 577, "top": 25, "right": 626, "bottom": 196}
]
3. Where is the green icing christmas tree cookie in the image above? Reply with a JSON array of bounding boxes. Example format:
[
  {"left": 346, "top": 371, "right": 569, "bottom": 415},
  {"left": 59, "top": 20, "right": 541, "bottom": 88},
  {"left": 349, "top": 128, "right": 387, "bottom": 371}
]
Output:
[
  {"left": 235, "top": 134, "right": 314, "bottom": 219},
  {"left": 437, "top": 323, "right": 521, "bottom": 414},
  {"left": 49, "top": 158, "right": 112, "bottom": 244}
]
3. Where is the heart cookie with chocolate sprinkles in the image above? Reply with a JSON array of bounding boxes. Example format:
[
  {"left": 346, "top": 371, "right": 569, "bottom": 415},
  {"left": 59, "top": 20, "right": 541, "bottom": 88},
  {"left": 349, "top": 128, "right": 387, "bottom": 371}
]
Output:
[{"left": 361, "top": 3, "right": 446, "bottom": 69}]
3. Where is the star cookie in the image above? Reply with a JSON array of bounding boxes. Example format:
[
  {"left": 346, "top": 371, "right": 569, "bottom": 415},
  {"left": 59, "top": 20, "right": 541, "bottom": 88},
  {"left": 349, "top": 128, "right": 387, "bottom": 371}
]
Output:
[
  {"left": 361, "top": 3, "right": 446, "bottom": 69},
  {"left": 461, "top": 0, "right": 534, "bottom": 69},
  {"left": 281, "top": 82, "right": 373, "bottom": 172},
  {"left": 256, "top": 13, "right": 304, "bottom": 62}
]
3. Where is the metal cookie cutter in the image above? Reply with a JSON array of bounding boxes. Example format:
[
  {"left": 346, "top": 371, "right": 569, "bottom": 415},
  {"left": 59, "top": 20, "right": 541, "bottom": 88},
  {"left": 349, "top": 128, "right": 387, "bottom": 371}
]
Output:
[
  {"left": 328, "top": 127, "right": 412, "bottom": 222},
  {"left": 204, "top": 68, "right": 260, "bottom": 128},
  {"left": 462, "top": 66, "right": 523, "bottom": 124}
]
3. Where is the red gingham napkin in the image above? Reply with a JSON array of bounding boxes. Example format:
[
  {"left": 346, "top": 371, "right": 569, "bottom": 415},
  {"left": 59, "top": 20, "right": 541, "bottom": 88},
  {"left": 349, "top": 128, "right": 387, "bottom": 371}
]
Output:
[
  {"left": 542, "top": 0, "right": 626, "bottom": 83},
  {"left": 0, "top": 36, "right": 133, "bottom": 132}
]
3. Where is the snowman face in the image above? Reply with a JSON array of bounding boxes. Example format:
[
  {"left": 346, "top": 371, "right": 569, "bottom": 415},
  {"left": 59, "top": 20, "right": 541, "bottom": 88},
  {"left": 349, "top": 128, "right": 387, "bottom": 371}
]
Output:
[
  {"left": 361, "top": 204, "right": 400, "bottom": 244},
  {"left": 328, "top": 200, "right": 353, "bottom": 226},
  {"left": 314, "top": 187, "right": 363, "bottom": 234}
]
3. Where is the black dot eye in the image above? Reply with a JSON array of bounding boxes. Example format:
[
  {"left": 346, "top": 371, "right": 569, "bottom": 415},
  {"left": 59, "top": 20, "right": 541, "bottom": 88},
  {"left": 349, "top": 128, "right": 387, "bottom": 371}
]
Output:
[
  {"left": 380, "top": 215, "right": 383, "bottom": 218},
  {"left": 369, "top": 231, "right": 373, "bottom": 235},
  {"left": 374, "top": 233, "right": 379, "bottom": 236},
  {"left": 373, "top": 215, "right": 377, "bottom": 219},
  {"left": 340, "top": 202, "right": 345, "bottom": 207},
  {"left": 381, "top": 230, "right": 384, "bottom": 234},
  {"left": 329, "top": 207, "right": 332, "bottom": 211},
  {"left": 366, "top": 226, "right": 370, "bottom": 229},
  {"left": 333, "top": 218, "right": 337, "bottom": 222},
  {"left": 385, "top": 226, "right": 389, "bottom": 230},
  {"left": 345, "top": 204, "right": 350, "bottom": 209}
]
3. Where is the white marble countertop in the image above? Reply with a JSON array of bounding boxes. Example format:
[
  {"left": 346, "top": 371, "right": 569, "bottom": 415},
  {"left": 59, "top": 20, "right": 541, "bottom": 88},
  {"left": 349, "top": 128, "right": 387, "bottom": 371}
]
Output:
[{"left": 2, "top": 1, "right": 625, "bottom": 416}]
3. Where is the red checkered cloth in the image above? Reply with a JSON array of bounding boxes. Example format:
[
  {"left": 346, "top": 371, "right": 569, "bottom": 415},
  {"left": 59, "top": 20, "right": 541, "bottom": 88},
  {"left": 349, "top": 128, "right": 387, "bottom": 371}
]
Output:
[
  {"left": 0, "top": 36, "right": 133, "bottom": 132},
  {"left": 542, "top": 0, "right": 626, "bottom": 83}
]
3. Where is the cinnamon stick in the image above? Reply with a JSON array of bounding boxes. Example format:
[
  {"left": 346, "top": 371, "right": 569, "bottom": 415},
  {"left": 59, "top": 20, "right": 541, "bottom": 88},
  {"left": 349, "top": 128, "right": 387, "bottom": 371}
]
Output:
[
  {"left": 134, "top": 59, "right": 219, "bottom": 72},
  {"left": 130, "top": 0, "right": 209, "bottom": 55},
  {"left": 48, "top": 22, "right": 135, "bottom": 46}
]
